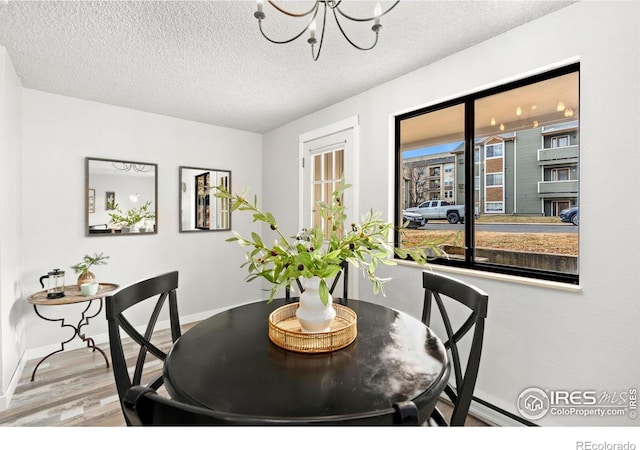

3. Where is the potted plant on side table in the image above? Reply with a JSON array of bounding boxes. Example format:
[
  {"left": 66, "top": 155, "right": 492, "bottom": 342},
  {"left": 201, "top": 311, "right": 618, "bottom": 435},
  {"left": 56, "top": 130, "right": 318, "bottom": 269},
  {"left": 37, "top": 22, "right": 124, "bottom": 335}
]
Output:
[{"left": 70, "top": 252, "right": 110, "bottom": 289}]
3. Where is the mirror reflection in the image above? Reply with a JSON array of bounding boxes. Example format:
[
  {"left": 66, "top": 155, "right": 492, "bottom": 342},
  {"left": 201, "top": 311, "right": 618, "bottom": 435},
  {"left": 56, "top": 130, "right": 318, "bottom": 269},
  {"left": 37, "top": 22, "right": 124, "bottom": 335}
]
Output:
[
  {"left": 179, "top": 166, "right": 231, "bottom": 232},
  {"left": 86, "top": 157, "right": 158, "bottom": 236}
]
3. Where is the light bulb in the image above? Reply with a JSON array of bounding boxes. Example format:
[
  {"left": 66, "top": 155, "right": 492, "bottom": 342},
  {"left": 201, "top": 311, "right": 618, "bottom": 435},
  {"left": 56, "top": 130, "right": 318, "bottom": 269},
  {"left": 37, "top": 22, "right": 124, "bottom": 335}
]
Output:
[
  {"left": 491, "top": 117, "right": 496, "bottom": 126},
  {"left": 374, "top": 2, "right": 382, "bottom": 24}
]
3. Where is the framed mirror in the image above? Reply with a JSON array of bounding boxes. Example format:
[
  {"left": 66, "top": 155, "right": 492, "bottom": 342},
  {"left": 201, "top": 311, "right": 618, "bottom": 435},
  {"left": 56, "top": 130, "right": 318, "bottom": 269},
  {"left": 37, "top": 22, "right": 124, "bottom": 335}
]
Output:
[
  {"left": 179, "top": 166, "right": 231, "bottom": 232},
  {"left": 85, "top": 157, "right": 158, "bottom": 236}
]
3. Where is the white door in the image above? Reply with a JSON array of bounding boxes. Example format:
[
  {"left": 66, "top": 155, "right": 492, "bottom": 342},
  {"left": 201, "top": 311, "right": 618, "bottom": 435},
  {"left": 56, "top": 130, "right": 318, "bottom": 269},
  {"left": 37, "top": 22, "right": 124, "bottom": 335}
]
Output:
[
  {"left": 299, "top": 117, "right": 358, "bottom": 232},
  {"left": 299, "top": 117, "right": 359, "bottom": 295}
]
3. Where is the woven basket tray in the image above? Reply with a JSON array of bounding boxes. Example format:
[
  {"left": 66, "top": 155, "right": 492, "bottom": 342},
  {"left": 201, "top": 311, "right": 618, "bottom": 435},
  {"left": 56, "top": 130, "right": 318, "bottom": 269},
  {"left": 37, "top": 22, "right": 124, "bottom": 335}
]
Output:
[{"left": 268, "top": 302, "right": 357, "bottom": 353}]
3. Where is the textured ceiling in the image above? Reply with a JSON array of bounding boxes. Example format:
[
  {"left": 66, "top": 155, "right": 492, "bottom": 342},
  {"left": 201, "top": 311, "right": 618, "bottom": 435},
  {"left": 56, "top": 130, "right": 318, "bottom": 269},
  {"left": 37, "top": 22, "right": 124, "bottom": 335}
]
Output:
[{"left": 0, "top": 1, "right": 574, "bottom": 133}]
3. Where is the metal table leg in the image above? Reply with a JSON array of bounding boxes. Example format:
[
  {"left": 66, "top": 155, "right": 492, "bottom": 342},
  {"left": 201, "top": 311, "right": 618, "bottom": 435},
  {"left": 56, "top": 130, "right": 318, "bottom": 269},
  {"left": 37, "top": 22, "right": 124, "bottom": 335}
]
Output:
[{"left": 30, "top": 299, "right": 110, "bottom": 382}]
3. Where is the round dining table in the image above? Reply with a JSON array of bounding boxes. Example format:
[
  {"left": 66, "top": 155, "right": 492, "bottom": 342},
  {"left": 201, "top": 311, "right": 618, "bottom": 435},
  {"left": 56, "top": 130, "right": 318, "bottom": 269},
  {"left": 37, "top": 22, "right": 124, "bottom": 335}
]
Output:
[{"left": 163, "top": 298, "right": 450, "bottom": 424}]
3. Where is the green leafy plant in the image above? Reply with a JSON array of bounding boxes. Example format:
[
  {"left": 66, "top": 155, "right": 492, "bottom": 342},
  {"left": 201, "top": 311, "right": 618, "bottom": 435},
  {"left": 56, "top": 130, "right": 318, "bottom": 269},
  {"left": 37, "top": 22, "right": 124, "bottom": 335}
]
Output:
[
  {"left": 215, "top": 180, "right": 452, "bottom": 305},
  {"left": 108, "top": 201, "right": 155, "bottom": 227},
  {"left": 71, "top": 252, "right": 110, "bottom": 276}
]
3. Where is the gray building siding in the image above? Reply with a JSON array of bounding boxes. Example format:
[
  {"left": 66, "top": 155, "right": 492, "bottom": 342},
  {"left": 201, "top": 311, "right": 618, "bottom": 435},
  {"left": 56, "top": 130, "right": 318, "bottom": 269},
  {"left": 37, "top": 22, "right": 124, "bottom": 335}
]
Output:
[{"left": 514, "top": 128, "right": 544, "bottom": 215}]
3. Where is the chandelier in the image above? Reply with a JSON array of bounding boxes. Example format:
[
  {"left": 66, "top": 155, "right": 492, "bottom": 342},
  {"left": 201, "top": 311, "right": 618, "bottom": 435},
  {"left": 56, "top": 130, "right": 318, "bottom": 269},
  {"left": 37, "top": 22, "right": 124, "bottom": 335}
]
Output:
[
  {"left": 112, "top": 162, "right": 152, "bottom": 173},
  {"left": 254, "top": 1, "right": 400, "bottom": 61}
]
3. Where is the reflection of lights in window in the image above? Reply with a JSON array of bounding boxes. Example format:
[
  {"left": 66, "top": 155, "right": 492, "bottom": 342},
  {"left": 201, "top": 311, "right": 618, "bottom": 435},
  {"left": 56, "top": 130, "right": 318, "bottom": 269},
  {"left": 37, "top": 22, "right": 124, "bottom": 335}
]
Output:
[
  {"left": 564, "top": 108, "right": 574, "bottom": 117},
  {"left": 516, "top": 106, "right": 522, "bottom": 117},
  {"left": 557, "top": 101, "right": 566, "bottom": 112},
  {"left": 112, "top": 162, "right": 152, "bottom": 173},
  {"left": 532, "top": 120, "right": 539, "bottom": 128},
  {"left": 499, "top": 123, "right": 505, "bottom": 131},
  {"left": 490, "top": 117, "right": 496, "bottom": 126}
]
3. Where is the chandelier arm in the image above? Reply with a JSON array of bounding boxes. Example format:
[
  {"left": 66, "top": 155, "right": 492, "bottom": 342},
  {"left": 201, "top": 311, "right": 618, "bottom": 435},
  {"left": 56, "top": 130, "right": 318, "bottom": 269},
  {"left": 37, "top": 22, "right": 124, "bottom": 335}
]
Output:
[
  {"left": 311, "top": 3, "right": 328, "bottom": 61},
  {"left": 332, "top": 8, "right": 380, "bottom": 51},
  {"left": 258, "top": 6, "right": 320, "bottom": 45},
  {"left": 335, "top": 1, "right": 399, "bottom": 22},
  {"left": 267, "top": 0, "right": 318, "bottom": 18}
]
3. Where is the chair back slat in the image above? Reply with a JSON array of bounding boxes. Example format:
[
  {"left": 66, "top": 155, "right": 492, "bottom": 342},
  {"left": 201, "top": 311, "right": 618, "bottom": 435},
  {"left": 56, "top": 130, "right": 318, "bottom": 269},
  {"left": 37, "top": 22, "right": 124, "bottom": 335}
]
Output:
[
  {"left": 432, "top": 291, "right": 464, "bottom": 394},
  {"left": 422, "top": 271, "right": 488, "bottom": 427},
  {"left": 106, "top": 271, "right": 181, "bottom": 426}
]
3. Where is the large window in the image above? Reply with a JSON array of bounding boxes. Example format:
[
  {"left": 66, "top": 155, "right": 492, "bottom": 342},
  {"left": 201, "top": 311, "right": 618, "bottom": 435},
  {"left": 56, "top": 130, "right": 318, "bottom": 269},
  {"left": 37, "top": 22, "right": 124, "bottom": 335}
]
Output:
[{"left": 396, "top": 64, "right": 579, "bottom": 284}]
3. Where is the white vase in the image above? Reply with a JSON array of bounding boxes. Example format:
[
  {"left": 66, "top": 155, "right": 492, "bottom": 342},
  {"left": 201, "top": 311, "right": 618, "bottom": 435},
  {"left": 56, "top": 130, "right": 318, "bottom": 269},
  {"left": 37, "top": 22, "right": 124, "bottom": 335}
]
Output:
[{"left": 296, "top": 277, "right": 336, "bottom": 333}]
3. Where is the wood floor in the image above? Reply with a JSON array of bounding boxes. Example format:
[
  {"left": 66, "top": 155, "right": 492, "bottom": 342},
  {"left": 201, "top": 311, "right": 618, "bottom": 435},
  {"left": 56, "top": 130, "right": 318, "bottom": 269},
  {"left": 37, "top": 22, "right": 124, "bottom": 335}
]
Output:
[{"left": 0, "top": 322, "right": 488, "bottom": 427}]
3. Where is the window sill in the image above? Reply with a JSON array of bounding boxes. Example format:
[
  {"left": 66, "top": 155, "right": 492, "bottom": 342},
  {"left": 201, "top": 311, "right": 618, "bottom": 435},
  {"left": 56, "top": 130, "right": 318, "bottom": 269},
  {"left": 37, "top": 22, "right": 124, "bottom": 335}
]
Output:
[{"left": 394, "top": 259, "right": 582, "bottom": 293}]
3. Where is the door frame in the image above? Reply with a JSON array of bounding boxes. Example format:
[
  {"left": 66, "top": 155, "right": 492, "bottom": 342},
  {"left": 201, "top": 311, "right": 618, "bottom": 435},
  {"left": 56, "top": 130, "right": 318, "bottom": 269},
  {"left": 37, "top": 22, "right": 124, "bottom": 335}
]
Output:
[{"left": 298, "top": 116, "right": 360, "bottom": 230}]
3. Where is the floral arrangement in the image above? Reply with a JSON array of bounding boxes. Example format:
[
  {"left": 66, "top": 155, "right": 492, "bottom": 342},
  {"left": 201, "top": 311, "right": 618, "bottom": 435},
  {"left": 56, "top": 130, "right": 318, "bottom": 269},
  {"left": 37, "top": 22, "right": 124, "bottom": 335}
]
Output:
[
  {"left": 107, "top": 201, "right": 155, "bottom": 227},
  {"left": 215, "top": 181, "right": 448, "bottom": 305}
]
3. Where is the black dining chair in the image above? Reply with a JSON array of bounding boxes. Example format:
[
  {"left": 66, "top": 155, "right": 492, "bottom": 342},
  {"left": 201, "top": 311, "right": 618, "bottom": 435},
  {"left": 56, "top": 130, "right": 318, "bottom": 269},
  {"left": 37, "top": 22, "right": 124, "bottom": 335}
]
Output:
[
  {"left": 105, "top": 271, "right": 181, "bottom": 426},
  {"left": 123, "top": 384, "right": 433, "bottom": 426},
  {"left": 285, "top": 261, "right": 349, "bottom": 302},
  {"left": 421, "top": 270, "right": 488, "bottom": 426}
]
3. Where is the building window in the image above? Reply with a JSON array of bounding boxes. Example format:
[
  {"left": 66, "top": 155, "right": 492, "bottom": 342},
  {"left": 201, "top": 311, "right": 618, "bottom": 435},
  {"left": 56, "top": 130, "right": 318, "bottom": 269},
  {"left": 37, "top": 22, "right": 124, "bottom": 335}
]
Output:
[
  {"left": 551, "top": 168, "right": 570, "bottom": 181},
  {"left": 551, "top": 135, "right": 570, "bottom": 148},
  {"left": 396, "top": 63, "right": 579, "bottom": 284},
  {"left": 485, "top": 143, "right": 504, "bottom": 158},
  {"left": 485, "top": 173, "right": 503, "bottom": 187},
  {"left": 486, "top": 202, "right": 504, "bottom": 212}
]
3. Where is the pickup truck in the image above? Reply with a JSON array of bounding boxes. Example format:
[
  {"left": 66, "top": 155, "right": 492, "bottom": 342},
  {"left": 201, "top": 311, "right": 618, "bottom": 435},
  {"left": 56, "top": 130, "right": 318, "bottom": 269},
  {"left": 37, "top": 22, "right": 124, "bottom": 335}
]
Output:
[{"left": 405, "top": 200, "right": 467, "bottom": 224}]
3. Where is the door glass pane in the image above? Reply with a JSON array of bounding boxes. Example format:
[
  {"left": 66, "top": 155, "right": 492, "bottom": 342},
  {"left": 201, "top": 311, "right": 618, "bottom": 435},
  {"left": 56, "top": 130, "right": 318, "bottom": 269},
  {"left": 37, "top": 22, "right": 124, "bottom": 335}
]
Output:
[{"left": 311, "top": 148, "right": 344, "bottom": 239}]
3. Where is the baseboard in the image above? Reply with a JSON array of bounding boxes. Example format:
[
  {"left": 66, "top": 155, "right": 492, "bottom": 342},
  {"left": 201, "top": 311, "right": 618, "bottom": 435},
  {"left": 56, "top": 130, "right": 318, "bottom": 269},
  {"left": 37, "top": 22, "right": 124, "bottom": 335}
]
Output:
[
  {"left": 469, "top": 396, "right": 536, "bottom": 427},
  {"left": 0, "top": 352, "right": 28, "bottom": 411}
]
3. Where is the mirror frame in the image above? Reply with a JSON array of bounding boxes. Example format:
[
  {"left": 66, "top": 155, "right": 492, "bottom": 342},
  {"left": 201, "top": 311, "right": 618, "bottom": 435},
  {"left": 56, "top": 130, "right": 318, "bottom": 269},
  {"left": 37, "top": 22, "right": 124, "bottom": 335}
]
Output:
[
  {"left": 85, "top": 157, "right": 158, "bottom": 237},
  {"left": 179, "top": 166, "right": 232, "bottom": 233}
]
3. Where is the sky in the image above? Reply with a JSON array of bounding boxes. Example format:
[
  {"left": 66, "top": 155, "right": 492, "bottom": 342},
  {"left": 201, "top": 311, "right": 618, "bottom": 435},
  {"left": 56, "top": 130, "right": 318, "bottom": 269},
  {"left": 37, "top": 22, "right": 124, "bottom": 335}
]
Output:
[{"left": 402, "top": 141, "right": 462, "bottom": 159}]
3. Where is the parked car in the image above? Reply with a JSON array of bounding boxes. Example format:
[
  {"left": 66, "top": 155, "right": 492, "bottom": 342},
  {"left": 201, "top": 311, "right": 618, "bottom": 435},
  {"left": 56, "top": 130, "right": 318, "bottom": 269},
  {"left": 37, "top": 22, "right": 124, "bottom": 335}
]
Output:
[
  {"left": 560, "top": 206, "right": 579, "bottom": 226},
  {"left": 405, "top": 200, "right": 467, "bottom": 224},
  {"left": 402, "top": 210, "right": 426, "bottom": 229}
]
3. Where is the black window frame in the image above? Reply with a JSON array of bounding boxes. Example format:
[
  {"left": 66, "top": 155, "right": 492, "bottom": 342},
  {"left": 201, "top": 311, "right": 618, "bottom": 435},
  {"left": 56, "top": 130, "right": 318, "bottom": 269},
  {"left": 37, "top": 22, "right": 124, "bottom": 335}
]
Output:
[{"left": 394, "top": 63, "right": 580, "bottom": 285}]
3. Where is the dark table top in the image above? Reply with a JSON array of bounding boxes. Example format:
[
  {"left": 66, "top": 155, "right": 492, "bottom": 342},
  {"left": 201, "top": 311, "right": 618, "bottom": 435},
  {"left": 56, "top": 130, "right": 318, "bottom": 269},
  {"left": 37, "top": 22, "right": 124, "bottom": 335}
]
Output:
[{"left": 163, "top": 298, "right": 449, "bottom": 421}]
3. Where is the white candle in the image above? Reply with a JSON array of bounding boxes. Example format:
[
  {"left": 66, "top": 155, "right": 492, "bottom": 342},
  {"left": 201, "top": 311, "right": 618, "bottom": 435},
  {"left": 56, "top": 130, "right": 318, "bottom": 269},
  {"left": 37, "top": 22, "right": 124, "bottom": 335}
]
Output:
[{"left": 374, "top": 2, "right": 381, "bottom": 25}]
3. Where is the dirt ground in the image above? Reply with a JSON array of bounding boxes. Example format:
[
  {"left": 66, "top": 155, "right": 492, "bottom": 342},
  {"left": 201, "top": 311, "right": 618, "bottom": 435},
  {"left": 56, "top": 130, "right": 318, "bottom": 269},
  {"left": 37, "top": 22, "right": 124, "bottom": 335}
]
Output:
[{"left": 404, "top": 230, "right": 578, "bottom": 256}]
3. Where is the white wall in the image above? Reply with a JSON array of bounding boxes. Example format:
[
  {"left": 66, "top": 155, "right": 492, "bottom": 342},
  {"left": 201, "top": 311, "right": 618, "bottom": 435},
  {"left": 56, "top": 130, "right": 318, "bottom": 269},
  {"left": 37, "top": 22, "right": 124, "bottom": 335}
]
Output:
[
  {"left": 0, "top": 46, "right": 24, "bottom": 406},
  {"left": 261, "top": 2, "right": 640, "bottom": 426},
  {"left": 20, "top": 90, "right": 265, "bottom": 356}
]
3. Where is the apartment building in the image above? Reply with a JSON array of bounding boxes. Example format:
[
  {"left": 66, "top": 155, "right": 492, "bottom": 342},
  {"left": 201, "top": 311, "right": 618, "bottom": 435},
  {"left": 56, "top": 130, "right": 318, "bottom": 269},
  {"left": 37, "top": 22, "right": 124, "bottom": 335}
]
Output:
[{"left": 402, "top": 119, "right": 579, "bottom": 217}]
